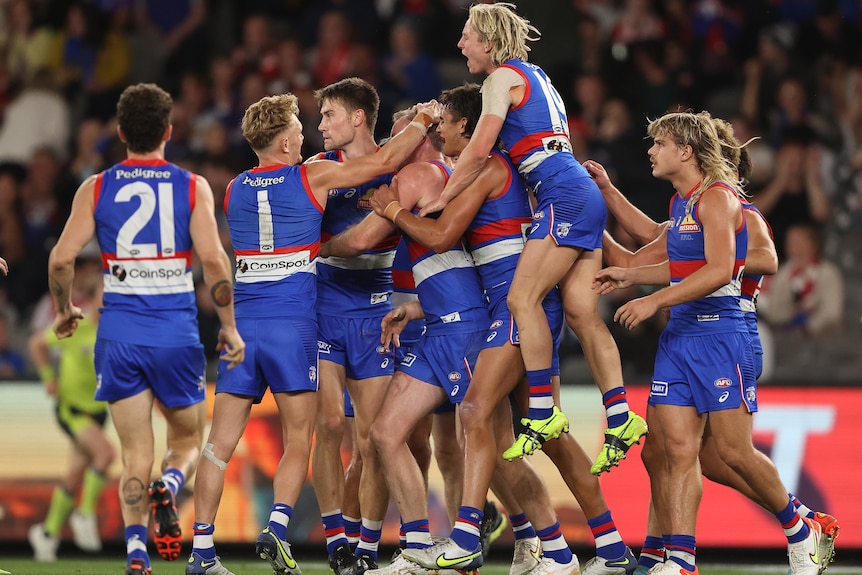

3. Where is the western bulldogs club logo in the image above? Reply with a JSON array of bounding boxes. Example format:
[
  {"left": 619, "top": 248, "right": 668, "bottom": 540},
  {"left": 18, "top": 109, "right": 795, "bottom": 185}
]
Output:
[
  {"left": 555, "top": 222, "right": 572, "bottom": 237},
  {"left": 309, "top": 366, "right": 317, "bottom": 382}
]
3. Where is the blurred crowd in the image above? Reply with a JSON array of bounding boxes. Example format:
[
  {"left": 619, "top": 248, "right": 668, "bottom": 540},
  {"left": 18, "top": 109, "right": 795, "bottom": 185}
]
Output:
[{"left": 0, "top": 0, "right": 860, "bottom": 380}]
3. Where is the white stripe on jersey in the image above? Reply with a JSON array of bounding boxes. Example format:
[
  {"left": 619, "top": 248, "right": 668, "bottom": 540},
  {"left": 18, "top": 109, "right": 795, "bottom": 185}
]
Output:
[
  {"left": 741, "top": 298, "right": 757, "bottom": 313},
  {"left": 670, "top": 279, "right": 742, "bottom": 299},
  {"left": 235, "top": 250, "right": 315, "bottom": 283},
  {"left": 412, "top": 251, "right": 474, "bottom": 286},
  {"left": 103, "top": 257, "right": 193, "bottom": 295},
  {"left": 470, "top": 237, "right": 524, "bottom": 267},
  {"left": 319, "top": 251, "right": 396, "bottom": 271}
]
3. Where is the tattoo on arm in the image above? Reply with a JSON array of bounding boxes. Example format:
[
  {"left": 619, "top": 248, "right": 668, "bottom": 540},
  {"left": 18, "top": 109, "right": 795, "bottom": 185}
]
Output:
[
  {"left": 211, "top": 280, "right": 233, "bottom": 307},
  {"left": 49, "top": 278, "right": 64, "bottom": 298}
]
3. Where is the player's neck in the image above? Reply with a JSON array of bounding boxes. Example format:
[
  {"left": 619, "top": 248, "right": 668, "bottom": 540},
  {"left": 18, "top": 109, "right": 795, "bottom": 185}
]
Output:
[
  {"left": 126, "top": 149, "right": 165, "bottom": 162},
  {"left": 339, "top": 133, "right": 378, "bottom": 160}
]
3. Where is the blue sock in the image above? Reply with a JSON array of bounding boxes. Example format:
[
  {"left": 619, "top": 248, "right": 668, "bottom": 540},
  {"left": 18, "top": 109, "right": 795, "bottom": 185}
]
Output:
[
  {"left": 587, "top": 511, "right": 626, "bottom": 560},
  {"left": 355, "top": 519, "right": 383, "bottom": 560},
  {"left": 343, "top": 515, "right": 361, "bottom": 550},
  {"left": 666, "top": 535, "right": 696, "bottom": 571},
  {"left": 450, "top": 506, "right": 483, "bottom": 553},
  {"left": 602, "top": 387, "right": 630, "bottom": 429},
  {"left": 192, "top": 522, "right": 216, "bottom": 561},
  {"left": 776, "top": 499, "right": 810, "bottom": 544},
  {"left": 638, "top": 535, "right": 664, "bottom": 570},
  {"left": 402, "top": 518, "right": 432, "bottom": 549},
  {"left": 509, "top": 514, "right": 536, "bottom": 540},
  {"left": 526, "top": 368, "right": 554, "bottom": 420},
  {"left": 268, "top": 503, "right": 292, "bottom": 541},
  {"left": 536, "top": 522, "right": 573, "bottom": 564},
  {"left": 322, "top": 510, "right": 349, "bottom": 556},
  {"left": 125, "top": 524, "right": 150, "bottom": 567},
  {"left": 161, "top": 468, "right": 185, "bottom": 497}
]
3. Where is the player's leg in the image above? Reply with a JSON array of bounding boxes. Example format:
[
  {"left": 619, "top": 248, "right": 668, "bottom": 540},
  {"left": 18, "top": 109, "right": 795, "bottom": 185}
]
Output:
[
  {"left": 254, "top": 389, "right": 317, "bottom": 575},
  {"left": 558, "top": 250, "right": 646, "bottom": 475},
  {"left": 187, "top": 391, "right": 254, "bottom": 575},
  {"left": 431, "top": 408, "right": 462, "bottom": 529},
  {"left": 347, "top": 373, "right": 392, "bottom": 568},
  {"left": 635, "top": 405, "right": 667, "bottom": 575},
  {"left": 708, "top": 404, "right": 821, "bottom": 575},
  {"left": 313, "top": 358, "right": 357, "bottom": 572},
  {"left": 342, "top": 413, "right": 363, "bottom": 551},
  {"left": 649, "top": 401, "right": 704, "bottom": 574},
  {"left": 370, "top": 370, "right": 448, "bottom": 575},
  {"left": 108, "top": 389, "right": 158, "bottom": 572},
  {"left": 505, "top": 236, "right": 577, "bottom": 455}
]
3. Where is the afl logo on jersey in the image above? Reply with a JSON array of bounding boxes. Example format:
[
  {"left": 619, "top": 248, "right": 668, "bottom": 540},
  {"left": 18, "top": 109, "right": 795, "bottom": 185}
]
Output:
[
  {"left": 490, "top": 320, "right": 503, "bottom": 329},
  {"left": 448, "top": 371, "right": 462, "bottom": 382},
  {"left": 714, "top": 378, "right": 732, "bottom": 388}
]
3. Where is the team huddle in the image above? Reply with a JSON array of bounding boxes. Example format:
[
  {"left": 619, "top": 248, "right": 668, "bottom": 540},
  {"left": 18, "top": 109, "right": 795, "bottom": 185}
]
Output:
[{"left": 42, "top": 3, "right": 839, "bottom": 575}]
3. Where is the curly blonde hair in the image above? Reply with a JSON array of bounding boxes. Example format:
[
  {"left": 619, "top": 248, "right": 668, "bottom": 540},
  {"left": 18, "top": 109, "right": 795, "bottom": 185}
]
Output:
[
  {"left": 467, "top": 2, "right": 540, "bottom": 67},
  {"left": 647, "top": 111, "right": 742, "bottom": 211},
  {"left": 241, "top": 93, "right": 300, "bottom": 152}
]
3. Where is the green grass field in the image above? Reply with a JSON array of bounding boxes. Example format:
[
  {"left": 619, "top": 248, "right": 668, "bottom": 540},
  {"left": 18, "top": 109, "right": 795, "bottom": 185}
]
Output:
[{"left": 0, "top": 558, "right": 857, "bottom": 575}]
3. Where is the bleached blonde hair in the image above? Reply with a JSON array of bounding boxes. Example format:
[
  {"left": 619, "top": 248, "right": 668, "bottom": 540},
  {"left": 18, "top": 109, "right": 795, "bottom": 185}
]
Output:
[
  {"left": 241, "top": 93, "right": 300, "bottom": 152},
  {"left": 467, "top": 2, "right": 540, "bottom": 67},
  {"left": 647, "top": 111, "right": 742, "bottom": 211}
]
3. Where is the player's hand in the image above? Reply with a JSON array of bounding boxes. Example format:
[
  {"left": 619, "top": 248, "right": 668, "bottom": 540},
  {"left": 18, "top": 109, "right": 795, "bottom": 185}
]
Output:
[
  {"left": 370, "top": 178, "right": 400, "bottom": 217},
  {"left": 593, "top": 266, "right": 632, "bottom": 294},
  {"left": 419, "top": 194, "right": 448, "bottom": 216},
  {"left": 52, "top": 306, "right": 85, "bottom": 339},
  {"left": 582, "top": 160, "right": 612, "bottom": 193},
  {"left": 415, "top": 99, "right": 442, "bottom": 124},
  {"left": 217, "top": 326, "right": 246, "bottom": 370},
  {"left": 0, "top": 256, "right": 7, "bottom": 275},
  {"left": 614, "top": 296, "right": 659, "bottom": 330},
  {"left": 380, "top": 305, "right": 410, "bottom": 350}
]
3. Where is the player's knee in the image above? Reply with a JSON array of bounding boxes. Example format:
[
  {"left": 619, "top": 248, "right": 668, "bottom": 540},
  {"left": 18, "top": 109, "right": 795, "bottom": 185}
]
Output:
[
  {"left": 458, "top": 398, "right": 489, "bottom": 432},
  {"left": 640, "top": 435, "right": 663, "bottom": 472},
  {"left": 315, "top": 411, "right": 346, "bottom": 442},
  {"left": 202, "top": 442, "right": 230, "bottom": 471}
]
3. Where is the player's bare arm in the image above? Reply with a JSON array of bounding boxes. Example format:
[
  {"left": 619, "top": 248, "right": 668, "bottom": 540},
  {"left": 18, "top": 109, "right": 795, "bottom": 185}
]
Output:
[
  {"left": 189, "top": 174, "right": 245, "bottom": 368},
  {"left": 374, "top": 155, "right": 505, "bottom": 253},
  {"left": 48, "top": 175, "right": 97, "bottom": 338}
]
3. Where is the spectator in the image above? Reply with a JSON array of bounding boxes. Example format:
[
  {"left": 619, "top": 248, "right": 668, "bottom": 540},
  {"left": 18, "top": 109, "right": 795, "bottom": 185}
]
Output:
[
  {"left": 0, "top": 68, "right": 70, "bottom": 170},
  {"left": 230, "top": 13, "right": 280, "bottom": 83},
  {"left": 306, "top": 9, "right": 360, "bottom": 88},
  {"left": 752, "top": 127, "right": 831, "bottom": 258},
  {"left": 44, "top": 2, "right": 131, "bottom": 122},
  {"left": 379, "top": 17, "right": 441, "bottom": 127},
  {"left": 0, "top": 0, "right": 55, "bottom": 88},
  {"left": 133, "top": 0, "right": 208, "bottom": 92},
  {"left": 758, "top": 222, "right": 844, "bottom": 337}
]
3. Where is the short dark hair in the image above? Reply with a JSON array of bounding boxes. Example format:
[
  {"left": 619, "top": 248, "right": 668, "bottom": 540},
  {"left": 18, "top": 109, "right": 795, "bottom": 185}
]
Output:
[
  {"left": 116, "top": 83, "right": 173, "bottom": 154},
  {"left": 439, "top": 83, "right": 482, "bottom": 139},
  {"left": 314, "top": 77, "right": 380, "bottom": 132}
]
